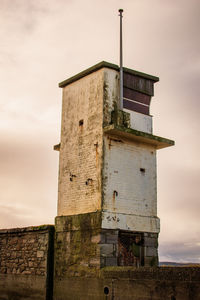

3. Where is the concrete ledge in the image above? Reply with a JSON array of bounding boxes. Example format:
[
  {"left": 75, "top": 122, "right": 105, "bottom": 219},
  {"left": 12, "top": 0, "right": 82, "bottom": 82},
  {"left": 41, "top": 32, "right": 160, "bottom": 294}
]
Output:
[
  {"left": 55, "top": 212, "right": 102, "bottom": 232},
  {"left": 104, "top": 124, "right": 174, "bottom": 149},
  {"left": 101, "top": 266, "right": 200, "bottom": 281},
  {"left": 102, "top": 211, "right": 160, "bottom": 233}
]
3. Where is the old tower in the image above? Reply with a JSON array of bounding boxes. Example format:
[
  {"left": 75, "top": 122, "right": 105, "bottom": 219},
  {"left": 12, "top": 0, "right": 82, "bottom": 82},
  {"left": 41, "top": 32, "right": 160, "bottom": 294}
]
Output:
[{"left": 54, "top": 61, "right": 174, "bottom": 275}]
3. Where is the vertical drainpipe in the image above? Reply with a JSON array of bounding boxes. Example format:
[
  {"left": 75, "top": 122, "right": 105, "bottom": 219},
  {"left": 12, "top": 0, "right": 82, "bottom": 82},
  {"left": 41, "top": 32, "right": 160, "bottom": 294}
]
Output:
[{"left": 119, "top": 9, "right": 123, "bottom": 110}]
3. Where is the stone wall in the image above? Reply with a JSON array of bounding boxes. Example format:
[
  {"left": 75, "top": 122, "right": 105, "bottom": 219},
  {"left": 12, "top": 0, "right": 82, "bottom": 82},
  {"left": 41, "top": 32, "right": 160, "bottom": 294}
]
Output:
[{"left": 0, "top": 225, "right": 54, "bottom": 300}]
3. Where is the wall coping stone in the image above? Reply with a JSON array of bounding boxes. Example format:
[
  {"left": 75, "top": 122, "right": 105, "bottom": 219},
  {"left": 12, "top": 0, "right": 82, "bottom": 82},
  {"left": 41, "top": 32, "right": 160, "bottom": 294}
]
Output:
[
  {"left": 0, "top": 225, "right": 54, "bottom": 234},
  {"left": 100, "top": 266, "right": 200, "bottom": 281}
]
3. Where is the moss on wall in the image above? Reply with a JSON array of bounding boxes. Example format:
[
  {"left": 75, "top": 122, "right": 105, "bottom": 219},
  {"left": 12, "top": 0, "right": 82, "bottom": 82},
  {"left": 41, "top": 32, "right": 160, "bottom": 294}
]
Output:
[{"left": 54, "top": 213, "right": 103, "bottom": 277}]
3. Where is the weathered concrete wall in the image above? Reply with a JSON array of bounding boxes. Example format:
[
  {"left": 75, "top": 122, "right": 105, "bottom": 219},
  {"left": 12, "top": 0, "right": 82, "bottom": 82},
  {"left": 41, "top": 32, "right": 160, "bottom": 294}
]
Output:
[
  {"left": 0, "top": 274, "right": 46, "bottom": 300},
  {"left": 54, "top": 214, "right": 119, "bottom": 278},
  {"left": 54, "top": 213, "right": 102, "bottom": 277},
  {"left": 103, "top": 68, "right": 119, "bottom": 127},
  {"left": 57, "top": 68, "right": 104, "bottom": 216},
  {"left": 102, "top": 135, "right": 159, "bottom": 233},
  {"left": 54, "top": 267, "right": 200, "bottom": 300},
  {"left": 0, "top": 225, "right": 54, "bottom": 300},
  {"left": 124, "top": 108, "right": 153, "bottom": 134}
]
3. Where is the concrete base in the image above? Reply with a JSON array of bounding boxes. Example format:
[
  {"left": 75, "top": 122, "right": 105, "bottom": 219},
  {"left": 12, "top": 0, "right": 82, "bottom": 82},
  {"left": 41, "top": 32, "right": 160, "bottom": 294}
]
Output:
[
  {"left": 0, "top": 274, "right": 46, "bottom": 300},
  {"left": 54, "top": 213, "right": 159, "bottom": 278},
  {"left": 53, "top": 267, "right": 200, "bottom": 300}
]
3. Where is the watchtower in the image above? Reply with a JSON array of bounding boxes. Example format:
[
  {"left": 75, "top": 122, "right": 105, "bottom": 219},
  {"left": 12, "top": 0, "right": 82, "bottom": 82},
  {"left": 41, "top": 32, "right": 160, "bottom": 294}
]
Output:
[{"left": 54, "top": 61, "right": 174, "bottom": 274}]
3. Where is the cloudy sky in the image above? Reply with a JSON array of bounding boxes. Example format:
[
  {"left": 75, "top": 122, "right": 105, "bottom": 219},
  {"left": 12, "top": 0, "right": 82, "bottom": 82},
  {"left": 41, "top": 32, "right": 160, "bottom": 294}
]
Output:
[{"left": 1, "top": 0, "right": 200, "bottom": 263}]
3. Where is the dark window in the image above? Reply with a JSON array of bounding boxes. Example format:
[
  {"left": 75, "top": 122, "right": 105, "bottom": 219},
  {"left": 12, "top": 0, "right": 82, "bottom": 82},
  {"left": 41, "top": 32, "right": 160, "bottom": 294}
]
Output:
[{"left": 118, "top": 231, "right": 144, "bottom": 267}]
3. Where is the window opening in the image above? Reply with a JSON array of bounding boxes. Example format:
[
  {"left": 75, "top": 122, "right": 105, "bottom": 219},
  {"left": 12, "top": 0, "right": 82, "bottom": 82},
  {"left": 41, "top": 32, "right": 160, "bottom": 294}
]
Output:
[{"left": 118, "top": 231, "right": 144, "bottom": 267}]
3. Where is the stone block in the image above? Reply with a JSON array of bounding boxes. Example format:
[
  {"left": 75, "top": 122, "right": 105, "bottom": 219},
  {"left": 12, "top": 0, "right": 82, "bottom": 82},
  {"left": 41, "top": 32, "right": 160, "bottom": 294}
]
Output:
[
  {"left": 144, "top": 256, "right": 158, "bottom": 267},
  {"left": 80, "top": 261, "right": 89, "bottom": 267},
  {"left": 105, "top": 232, "right": 118, "bottom": 244},
  {"left": 144, "top": 237, "right": 158, "bottom": 248},
  {"left": 146, "top": 247, "right": 157, "bottom": 257},
  {"left": 28, "top": 239, "right": 35, "bottom": 244},
  {"left": 100, "top": 244, "right": 114, "bottom": 257},
  {"left": 37, "top": 251, "right": 44, "bottom": 258},
  {"left": 39, "top": 260, "right": 46, "bottom": 268},
  {"left": 65, "top": 232, "right": 70, "bottom": 243},
  {"left": 91, "top": 234, "right": 101, "bottom": 244},
  {"left": 89, "top": 258, "right": 100, "bottom": 267},
  {"left": 22, "top": 270, "right": 31, "bottom": 275},
  {"left": 105, "top": 257, "right": 118, "bottom": 267},
  {"left": 100, "top": 257, "right": 105, "bottom": 268}
]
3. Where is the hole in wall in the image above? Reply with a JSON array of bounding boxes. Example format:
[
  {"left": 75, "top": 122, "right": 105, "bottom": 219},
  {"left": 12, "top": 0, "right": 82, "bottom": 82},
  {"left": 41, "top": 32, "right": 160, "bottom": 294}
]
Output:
[
  {"left": 70, "top": 173, "right": 76, "bottom": 182},
  {"left": 79, "top": 119, "right": 84, "bottom": 126},
  {"left": 113, "top": 190, "right": 118, "bottom": 197},
  {"left": 171, "top": 297, "right": 176, "bottom": 300},
  {"left": 85, "top": 178, "right": 93, "bottom": 185},
  {"left": 104, "top": 286, "right": 109, "bottom": 295},
  {"left": 140, "top": 168, "right": 145, "bottom": 173}
]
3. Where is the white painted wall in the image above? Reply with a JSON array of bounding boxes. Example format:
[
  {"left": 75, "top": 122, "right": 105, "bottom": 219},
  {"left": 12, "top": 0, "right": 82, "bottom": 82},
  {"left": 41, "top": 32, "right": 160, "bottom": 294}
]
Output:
[
  {"left": 102, "top": 211, "right": 160, "bottom": 233},
  {"left": 102, "top": 135, "right": 159, "bottom": 233},
  {"left": 123, "top": 108, "right": 153, "bottom": 134}
]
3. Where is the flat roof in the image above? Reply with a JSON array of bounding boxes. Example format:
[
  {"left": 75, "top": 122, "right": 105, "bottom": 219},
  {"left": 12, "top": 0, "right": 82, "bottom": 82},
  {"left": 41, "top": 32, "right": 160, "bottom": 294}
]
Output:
[{"left": 59, "top": 61, "right": 159, "bottom": 88}]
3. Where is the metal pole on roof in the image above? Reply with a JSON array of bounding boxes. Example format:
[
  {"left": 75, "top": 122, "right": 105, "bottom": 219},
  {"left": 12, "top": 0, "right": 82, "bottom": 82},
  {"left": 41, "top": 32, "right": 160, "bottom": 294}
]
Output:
[{"left": 119, "top": 9, "right": 123, "bottom": 110}]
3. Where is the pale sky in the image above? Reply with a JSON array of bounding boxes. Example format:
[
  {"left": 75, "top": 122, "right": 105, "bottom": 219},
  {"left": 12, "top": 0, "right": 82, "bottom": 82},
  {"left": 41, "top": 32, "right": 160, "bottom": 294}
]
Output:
[{"left": 1, "top": 0, "right": 200, "bottom": 263}]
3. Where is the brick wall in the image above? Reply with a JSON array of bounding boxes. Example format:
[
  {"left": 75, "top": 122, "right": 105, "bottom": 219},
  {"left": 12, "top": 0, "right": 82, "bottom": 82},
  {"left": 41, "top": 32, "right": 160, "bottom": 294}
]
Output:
[{"left": 57, "top": 69, "right": 104, "bottom": 216}]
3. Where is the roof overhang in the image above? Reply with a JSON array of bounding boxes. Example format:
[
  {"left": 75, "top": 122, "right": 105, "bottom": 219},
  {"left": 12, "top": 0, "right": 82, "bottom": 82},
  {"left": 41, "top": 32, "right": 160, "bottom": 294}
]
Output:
[
  {"left": 104, "top": 124, "right": 174, "bottom": 150},
  {"left": 59, "top": 61, "right": 159, "bottom": 88}
]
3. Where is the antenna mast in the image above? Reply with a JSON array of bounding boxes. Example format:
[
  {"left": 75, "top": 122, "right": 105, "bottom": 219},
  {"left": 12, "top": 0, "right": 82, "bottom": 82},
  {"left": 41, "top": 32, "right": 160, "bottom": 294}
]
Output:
[{"left": 119, "top": 9, "right": 123, "bottom": 110}]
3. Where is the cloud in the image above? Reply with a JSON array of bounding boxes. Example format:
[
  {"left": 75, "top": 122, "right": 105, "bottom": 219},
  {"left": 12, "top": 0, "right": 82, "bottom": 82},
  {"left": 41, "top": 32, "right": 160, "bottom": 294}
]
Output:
[{"left": 159, "top": 241, "right": 200, "bottom": 263}]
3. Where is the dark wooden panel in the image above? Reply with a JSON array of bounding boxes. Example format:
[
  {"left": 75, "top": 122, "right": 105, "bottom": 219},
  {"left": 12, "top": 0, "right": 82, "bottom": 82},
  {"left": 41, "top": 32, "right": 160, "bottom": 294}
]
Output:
[
  {"left": 123, "top": 87, "right": 151, "bottom": 105},
  {"left": 123, "top": 99, "right": 149, "bottom": 115},
  {"left": 124, "top": 72, "right": 154, "bottom": 96}
]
